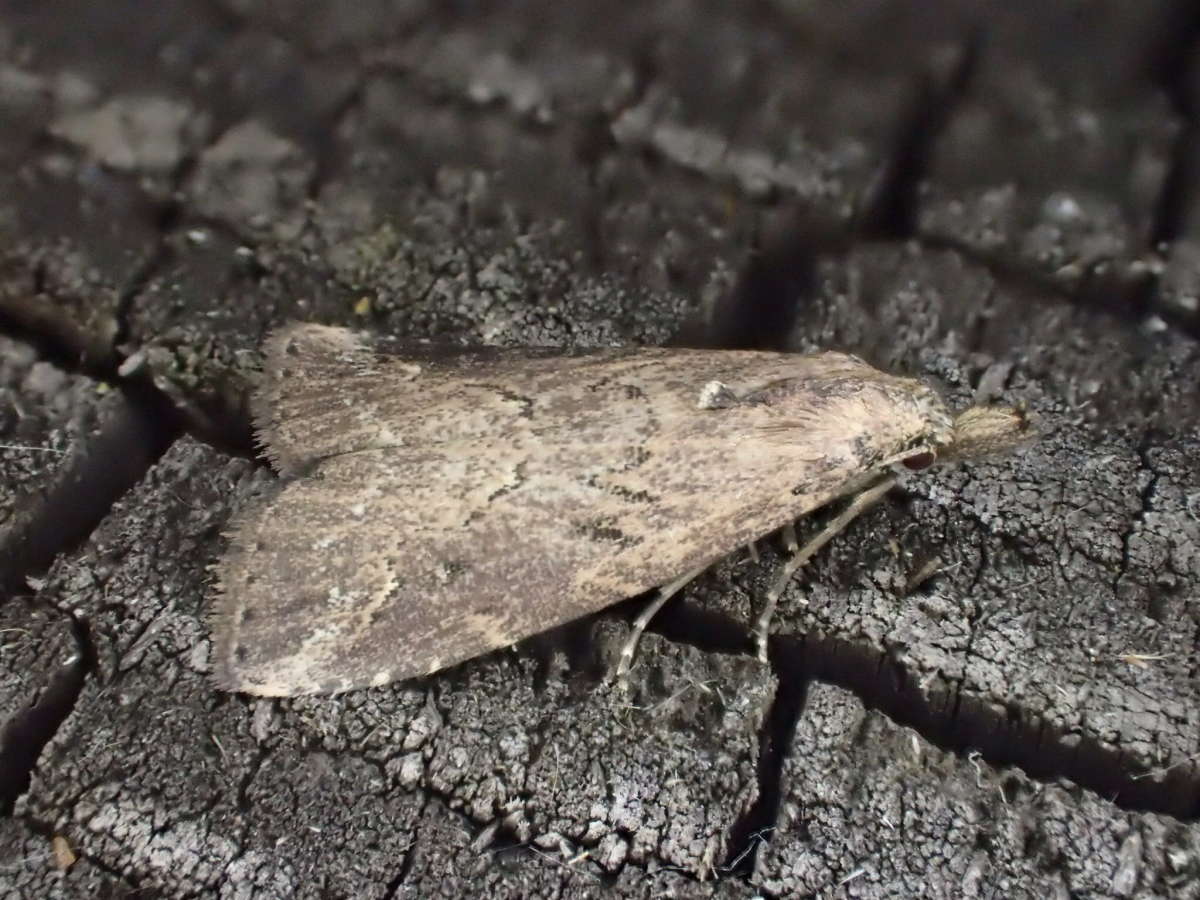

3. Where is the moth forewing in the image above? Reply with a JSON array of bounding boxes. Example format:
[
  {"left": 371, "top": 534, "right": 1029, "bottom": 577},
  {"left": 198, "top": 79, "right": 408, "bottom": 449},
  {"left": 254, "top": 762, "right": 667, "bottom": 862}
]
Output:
[{"left": 211, "top": 324, "right": 1032, "bottom": 696}]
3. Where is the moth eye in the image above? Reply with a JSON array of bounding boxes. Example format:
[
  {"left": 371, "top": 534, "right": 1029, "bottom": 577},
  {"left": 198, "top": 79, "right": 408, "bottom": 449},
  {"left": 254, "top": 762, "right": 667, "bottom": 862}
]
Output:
[{"left": 902, "top": 451, "right": 937, "bottom": 471}]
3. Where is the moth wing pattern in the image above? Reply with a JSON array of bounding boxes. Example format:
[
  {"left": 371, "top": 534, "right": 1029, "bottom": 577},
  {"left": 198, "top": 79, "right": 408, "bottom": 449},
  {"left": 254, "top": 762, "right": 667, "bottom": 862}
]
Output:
[{"left": 214, "top": 324, "right": 955, "bottom": 696}]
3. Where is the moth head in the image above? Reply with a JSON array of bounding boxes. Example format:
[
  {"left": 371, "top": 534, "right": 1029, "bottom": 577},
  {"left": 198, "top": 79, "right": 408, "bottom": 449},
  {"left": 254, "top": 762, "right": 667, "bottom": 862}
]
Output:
[
  {"left": 743, "top": 357, "right": 1033, "bottom": 475},
  {"left": 871, "top": 381, "right": 955, "bottom": 472}
]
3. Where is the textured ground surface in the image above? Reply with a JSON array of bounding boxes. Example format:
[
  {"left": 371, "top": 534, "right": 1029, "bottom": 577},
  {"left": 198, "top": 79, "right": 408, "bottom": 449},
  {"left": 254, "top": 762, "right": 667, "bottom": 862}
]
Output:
[{"left": 1, "top": 1, "right": 1199, "bottom": 898}]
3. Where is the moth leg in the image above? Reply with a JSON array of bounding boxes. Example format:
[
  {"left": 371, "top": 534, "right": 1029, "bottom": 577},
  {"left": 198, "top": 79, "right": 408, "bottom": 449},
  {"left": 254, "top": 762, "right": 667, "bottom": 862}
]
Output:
[
  {"left": 615, "top": 564, "right": 709, "bottom": 683},
  {"left": 754, "top": 475, "right": 897, "bottom": 662},
  {"left": 781, "top": 523, "right": 799, "bottom": 554}
]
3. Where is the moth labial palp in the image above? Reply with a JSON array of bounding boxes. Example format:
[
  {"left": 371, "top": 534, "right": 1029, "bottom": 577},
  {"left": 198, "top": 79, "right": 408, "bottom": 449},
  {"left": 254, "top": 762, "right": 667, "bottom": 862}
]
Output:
[{"left": 211, "top": 323, "right": 1033, "bottom": 697}]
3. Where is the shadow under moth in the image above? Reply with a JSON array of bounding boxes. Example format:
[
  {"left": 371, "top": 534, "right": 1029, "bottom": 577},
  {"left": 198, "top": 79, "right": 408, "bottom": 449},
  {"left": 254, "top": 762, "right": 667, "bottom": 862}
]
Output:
[{"left": 212, "top": 323, "right": 1031, "bottom": 696}]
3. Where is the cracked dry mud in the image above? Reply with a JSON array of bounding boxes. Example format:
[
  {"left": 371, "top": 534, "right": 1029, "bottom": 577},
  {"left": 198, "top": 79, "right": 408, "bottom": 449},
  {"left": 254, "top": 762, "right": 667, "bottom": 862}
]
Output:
[{"left": 1, "top": 2, "right": 1199, "bottom": 898}]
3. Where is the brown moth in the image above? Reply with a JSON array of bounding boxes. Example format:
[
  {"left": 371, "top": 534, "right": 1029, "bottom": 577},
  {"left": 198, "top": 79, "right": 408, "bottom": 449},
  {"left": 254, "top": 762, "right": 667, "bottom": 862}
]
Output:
[{"left": 212, "top": 323, "right": 1031, "bottom": 696}]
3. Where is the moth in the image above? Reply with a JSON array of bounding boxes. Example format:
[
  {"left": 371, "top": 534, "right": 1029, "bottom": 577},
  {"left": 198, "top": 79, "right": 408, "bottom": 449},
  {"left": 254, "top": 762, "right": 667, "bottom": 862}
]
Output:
[{"left": 212, "top": 323, "right": 1031, "bottom": 696}]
